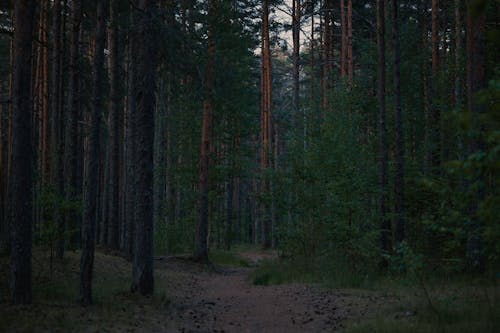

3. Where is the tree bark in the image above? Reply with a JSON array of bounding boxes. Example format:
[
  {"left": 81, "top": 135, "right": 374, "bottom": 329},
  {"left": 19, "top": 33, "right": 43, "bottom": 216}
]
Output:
[
  {"left": 107, "top": 0, "right": 122, "bottom": 250},
  {"left": 340, "top": 0, "right": 346, "bottom": 77},
  {"left": 10, "top": 0, "right": 37, "bottom": 305},
  {"left": 429, "top": 0, "right": 441, "bottom": 171},
  {"left": 49, "top": 0, "right": 65, "bottom": 260},
  {"left": 392, "top": 0, "right": 404, "bottom": 245},
  {"left": 292, "top": 0, "right": 300, "bottom": 114},
  {"left": 63, "top": 0, "right": 81, "bottom": 251},
  {"left": 322, "top": 0, "right": 334, "bottom": 114},
  {"left": 465, "top": 0, "right": 485, "bottom": 272},
  {"left": 131, "top": 0, "right": 158, "bottom": 295},
  {"left": 261, "top": 0, "right": 273, "bottom": 249},
  {"left": 377, "top": 0, "right": 390, "bottom": 254},
  {"left": 347, "top": 0, "right": 353, "bottom": 84},
  {"left": 195, "top": 0, "right": 217, "bottom": 261},
  {"left": 454, "top": 0, "right": 462, "bottom": 107},
  {"left": 80, "top": 0, "right": 106, "bottom": 306},
  {"left": 124, "top": 6, "right": 138, "bottom": 260}
]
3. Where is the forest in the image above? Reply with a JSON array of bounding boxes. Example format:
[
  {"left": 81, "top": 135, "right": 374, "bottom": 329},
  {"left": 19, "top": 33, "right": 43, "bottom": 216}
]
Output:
[{"left": 0, "top": 0, "right": 499, "bottom": 332}]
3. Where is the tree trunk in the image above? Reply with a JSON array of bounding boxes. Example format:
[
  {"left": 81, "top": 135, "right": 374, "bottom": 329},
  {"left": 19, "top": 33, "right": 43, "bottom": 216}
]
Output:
[
  {"left": 420, "top": 0, "right": 431, "bottom": 173},
  {"left": 224, "top": 173, "right": 233, "bottom": 251},
  {"left": 465, "top": 0, "right": 485, "bottom": 272},
  {"left": 131, "top": 0, "right": 158, "bottom": 295},
  {"left": 454, "top": 0, "right": 462, "bottom": 107},
  {"left": 292, "top": 0, "right": 300, "bottom": 114},
  {"left": 429, "top": 0, "right": 441, "bottom": 171},
  {"left": 153, "top": 74, "right": 167, "bottom": 230},
  {"left": 340, "top": 0, "right": 346, "bottom": 78},
  {"left": 106, "top": 0, "right": 122, "bottom": 250},
  {"left": 10, "top": 0, "right": 37, "bottom": 305},
  {"left": 124, "top": 7, "right": 138, "bottom": 260},
  {"left": 195, "top": 0, "right": 217, "bottom": 262},
  {"left": 0, "top": 103, "right": 6, "bottom": 253},
  {"left": 63, "top": 0, "right": 81, "bottom": 250},
  {"left": 80, "top": 0, "right": 106, "bottom": 306},
  {"left": 322, "top": 0, "right": 334, "bottom": 113},
  {"left": 347, "top": 0, "right": 353, "bottom": 84},
  {"left": 377, "top": 0, "right": 390, "bottom": 254},
  {"left": 261, "top": 0, "right": 272, "bottom": 249},
  {"left": 49, "top": 0, "right": 65, "bottom": 260},
  {"left": 392, "top": 0, "right": 404, "bottom": 245}
]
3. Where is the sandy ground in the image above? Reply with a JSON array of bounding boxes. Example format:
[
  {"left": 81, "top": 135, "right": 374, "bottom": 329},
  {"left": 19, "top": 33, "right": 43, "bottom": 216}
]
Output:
[
  {"left": 160, "top": 252, "right": 399, "bottom": 333},
  {"left": 0, "top": 250, "right": 401, "bottom": 332}
]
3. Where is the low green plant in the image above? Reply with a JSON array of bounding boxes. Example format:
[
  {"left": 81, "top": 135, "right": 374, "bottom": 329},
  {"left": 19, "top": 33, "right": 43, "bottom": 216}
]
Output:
[{"left": 209, "top": 249, "right": 251, "bottom": 268}]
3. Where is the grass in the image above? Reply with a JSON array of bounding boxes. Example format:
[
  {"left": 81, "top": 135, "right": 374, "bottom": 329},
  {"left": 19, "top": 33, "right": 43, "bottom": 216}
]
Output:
[
  {"left": 0, "top": 249, "right": 175, "bottom": 332},
  {"left": 249, "top": 256, "right": 371, "bottom": 287},
  {"left": 250, "top": 258, "right": 314, "bottom": 285},
  {"left": 209, "top": 248, "right": 251, "bottom": 268},
  {"left": 345, "top": 294, "right": 500, "bottom": 333},
  {"left": 248, "top": 255, "right": 500, "bottom": 332}
]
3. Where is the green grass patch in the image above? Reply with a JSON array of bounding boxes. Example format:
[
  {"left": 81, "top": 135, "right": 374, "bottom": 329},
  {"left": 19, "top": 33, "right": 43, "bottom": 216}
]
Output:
[
  {"left": 346, "top": 295, "right": 500, "bottom": 333},
  {"left": 250, "top": 258, "right": 316, "bottom": 285},
  {"left": 0, "top": 249, "right": 175, "bottom": 332},
  {"left": 209, "top": 249, "right": 251, "bottom": 268},
  {"left": 249, "top": 256, "right": 372, "bottom": 288}
]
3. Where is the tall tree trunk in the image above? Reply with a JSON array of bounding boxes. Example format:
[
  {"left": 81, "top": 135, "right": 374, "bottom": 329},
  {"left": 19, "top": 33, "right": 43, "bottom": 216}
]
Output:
[
  {"left": 195, "top": 0, "right": 217, "bottom": 262},
  {"left": 340, "top": 0, "right": 346, "bottom": 78},
  {"left": 0, "top": 103, "right": 6, "bottom": 253},
  {"left": 131, "top": 0, "right": 158, "bottom": 295},
  {"left": 377, "top": 0, "right": 390, "bottom": 254},
  {"left": 224, "top": 170, "right": 233, "bottom": 251},
  {"left": 261, "top": 0, "right": 272, "bottom": 249},
  {"left": 31, "top": 1, "right": 49, "bottom": 195},
  {"left": 322, "top": 0, "right": 334, "bottom": 113},
  {"left": 80, "top": 0, "right": 106, "bottom": 306},
  {"left": 465, "top": 0, "right": 485, "bottom": 272},
  {"left": 454, "top": 0, "right": 462, "bottom": 107},
  {"left": 429, "top": 0, "right": 441, "bottom": 171},
  {"left": 10, "top": 0, "right": 37, "bottom": 305},
  {"left": 153, "top": 85, "right": 165, "bottom": 227},
  {"left": 50, "top": 0, "right": 65, "bottom": 260},
  {"left": 309, "top": 3, "right": 314, "bottom": 115},
  {"left": 124, "top": 7, "right": 138, "bottom": 260},
  {"left": 63, "top": 0, "right": 81, "bottom": 251},
  {"left": 347, "top": 0, "right": 353, "bottom": 84},
  {"left": 292, "top": 0, "right": 300, "bottom": 114},
  {"left": 107, "top": 0, "right": 122, "bottom": 250},
  {"left": 392, "top": 0, "right": 404, "bottom": 245},
  {"left": 40, "top": 1, "right": 49, "bottom": 188},
  {"left": 5, "top": 33, "right": 14, "bottom": 256},
  {"left": 420, "top": 0, "right": 431, "bottom": 173}
]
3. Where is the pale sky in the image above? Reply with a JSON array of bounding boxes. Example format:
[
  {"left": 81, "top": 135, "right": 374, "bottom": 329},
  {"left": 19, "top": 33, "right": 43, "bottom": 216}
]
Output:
[{"left": 273, "top": 0, "right": 314, "bottom": 52}]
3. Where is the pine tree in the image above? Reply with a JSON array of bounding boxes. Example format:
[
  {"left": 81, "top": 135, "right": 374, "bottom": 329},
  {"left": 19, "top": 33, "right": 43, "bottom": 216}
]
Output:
[
  {"left": 80, "top": 0, "right": 106, "bottom": 306},
  {"left": 10, "top": 0, "right": 37, "bottom": 305}
]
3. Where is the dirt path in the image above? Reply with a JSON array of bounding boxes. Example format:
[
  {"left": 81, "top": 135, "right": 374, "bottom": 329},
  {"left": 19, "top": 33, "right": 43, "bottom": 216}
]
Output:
[
  {"left": 159, "top": 253, "right": 398, "bottom": 333},
  {"left": 0, "top": 250, "right": 399, "bottom": 332}
]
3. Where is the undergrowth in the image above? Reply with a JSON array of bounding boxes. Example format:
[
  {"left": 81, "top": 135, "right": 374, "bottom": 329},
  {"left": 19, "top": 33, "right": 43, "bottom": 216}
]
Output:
[
  {"left": 0, "top": 249, "right": 172, "bottom": 332},
  {"left": 249, "top": 254, "right": 500, "bottom": 332},
  {"left": 209, "top": 249, "right": 251, "bottom": 268}
]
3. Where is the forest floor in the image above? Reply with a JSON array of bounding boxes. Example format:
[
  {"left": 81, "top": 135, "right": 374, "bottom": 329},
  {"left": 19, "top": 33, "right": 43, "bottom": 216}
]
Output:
[{"left": 0, "top": 247, "right": 498, "bottom": 332}]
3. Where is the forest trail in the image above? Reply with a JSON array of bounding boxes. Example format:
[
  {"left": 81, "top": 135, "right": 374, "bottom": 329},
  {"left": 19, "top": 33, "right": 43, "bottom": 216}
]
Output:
[
  {"left": 160, "top": 251, "right": 397, "bottom": 333},
  {"left": 0, "top": 250, "right": 401, "bottom": 332}
]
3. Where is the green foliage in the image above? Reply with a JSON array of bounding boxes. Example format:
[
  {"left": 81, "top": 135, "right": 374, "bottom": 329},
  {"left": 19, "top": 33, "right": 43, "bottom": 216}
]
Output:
[
  {"left": 154, "top": 216, "right": 196, "bottom": 256},
  {"left": 274, "top": 83, "right": 380, "bottom": 280},
  {"left": 34, "top": 185, "right": 82, "bottom": 250},
  {"left": 385, "top": 241, "right": 425, "bottom": 277},
  {"left": 209, "top": 249, "right": 251, "bottom": 268},
  {"left": 346, "top": 285, "right": 500, "bottom": 333},
  {"left": 250, "top": 259, "right": 315, "bottom": 286}
]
